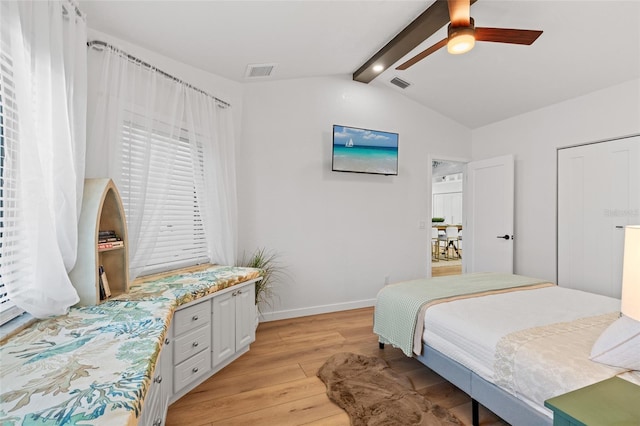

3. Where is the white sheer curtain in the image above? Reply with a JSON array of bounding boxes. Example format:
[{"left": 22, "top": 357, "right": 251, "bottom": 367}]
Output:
[
  {"left": 0, "top": 0, "right": 85, "bottom": 318},
  {"left": 184, "top": 91, "right": 238, "bottom": 267},
  {"left": 88, "top": 45, "right": 237, "bottom": 280}
]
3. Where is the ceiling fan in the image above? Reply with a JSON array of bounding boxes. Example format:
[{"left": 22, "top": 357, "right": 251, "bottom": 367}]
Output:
[{"left": 396, "top": 0, "right": 543, "bottom": 70}]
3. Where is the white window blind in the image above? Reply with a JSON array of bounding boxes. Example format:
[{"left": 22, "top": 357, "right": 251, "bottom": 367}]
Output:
[
  {"left": 121, "top": 120, "right": 209, "bottom": 276},
  {"left": 0, "top": 26, "right": 26, "bottom": 325}
]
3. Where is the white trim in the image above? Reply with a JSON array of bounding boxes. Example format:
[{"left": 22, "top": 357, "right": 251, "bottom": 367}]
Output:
[
  {"left": 0, "top": 313, "right": 35, "bottom": 342},
  {"left": 258, "top": 298, "right": 376, "bottom": 322}
]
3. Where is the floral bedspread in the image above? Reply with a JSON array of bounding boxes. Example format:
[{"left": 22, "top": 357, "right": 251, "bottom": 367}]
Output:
[
  {"left": 493, "top": 312, "right": 635, "bottom": 412},
  {"left": 0, "top": 265, "right": 261, "bottom": 426}
]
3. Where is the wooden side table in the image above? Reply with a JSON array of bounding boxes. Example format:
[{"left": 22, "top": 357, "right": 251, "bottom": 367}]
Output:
[{"left": 544, "top": 377, "right": 640, "bottom": 426}]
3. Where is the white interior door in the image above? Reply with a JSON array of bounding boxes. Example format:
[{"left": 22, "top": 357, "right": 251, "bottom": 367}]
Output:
[
  {"left": 558, "top": 136, "right": 640, "bottom": 298},
  {"left": 464, "top": 155, "right": 514, "bottom": 273}
]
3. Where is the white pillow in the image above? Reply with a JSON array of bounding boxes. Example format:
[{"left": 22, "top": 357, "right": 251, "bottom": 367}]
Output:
[{"left": 590, "top": 315, "right": 640, "bottom": 370}]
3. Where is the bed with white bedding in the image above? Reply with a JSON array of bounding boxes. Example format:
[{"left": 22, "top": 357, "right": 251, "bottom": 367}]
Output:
[{"left": 374, "top": 273, "right": 640, "bottom": 426}]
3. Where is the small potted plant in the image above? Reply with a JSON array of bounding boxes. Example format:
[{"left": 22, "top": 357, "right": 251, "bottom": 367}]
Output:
[{"left": 239, "top": 247, "right": 285, "bottom": 312}]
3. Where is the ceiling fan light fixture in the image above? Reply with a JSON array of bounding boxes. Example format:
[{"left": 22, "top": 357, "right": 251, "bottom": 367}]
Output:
[
  {"left": 447, "top": 32, "right": 475, "bottom": 54},
  {"left": 447, "top": 24, "right": 476, "bottom": 55}
]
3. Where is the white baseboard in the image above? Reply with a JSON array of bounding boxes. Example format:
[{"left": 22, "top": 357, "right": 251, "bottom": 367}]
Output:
[{"left": 258, "top": 298, "right": 376, "bottom": 322}]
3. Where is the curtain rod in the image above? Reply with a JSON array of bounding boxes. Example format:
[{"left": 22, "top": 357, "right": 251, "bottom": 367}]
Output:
[{"left": 87, "top": 40, "right": 231, "bottom": 108}]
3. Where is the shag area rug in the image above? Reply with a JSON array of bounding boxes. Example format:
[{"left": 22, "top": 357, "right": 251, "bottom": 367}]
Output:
[{"left": 317, "top": 352, "right": 463, "bottom": 426}]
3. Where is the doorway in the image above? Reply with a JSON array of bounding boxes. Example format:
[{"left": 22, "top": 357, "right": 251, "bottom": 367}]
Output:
[{"left": 431, "top": 159, "right": 465, "bottom": 277}]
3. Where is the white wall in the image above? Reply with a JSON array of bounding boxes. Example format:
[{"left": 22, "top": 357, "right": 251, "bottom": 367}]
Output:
[
  {"left": 83, "top": 30, "right": 471, "bottom": 321},
  {"left": 471, "top": 78, "right": 640, "bottom": 283},
  {"left": 83, "top": 30, "right": 638, "bottom": 319},
  {"left": 85, "top": 29, "right": 244, "bottom": 178},
  {"left": 237, "top": 75, "right": 470, "bottom": 320}
]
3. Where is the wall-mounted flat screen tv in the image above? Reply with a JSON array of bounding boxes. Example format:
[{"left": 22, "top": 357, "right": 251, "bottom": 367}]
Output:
[{"left": 332, "top": 125, "right": 399, "bottom": 176}]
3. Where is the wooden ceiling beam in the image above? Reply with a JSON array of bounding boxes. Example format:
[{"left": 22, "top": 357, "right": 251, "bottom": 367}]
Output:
[{"left": 353, "top": 0, "right": 478, "bottom": 84}]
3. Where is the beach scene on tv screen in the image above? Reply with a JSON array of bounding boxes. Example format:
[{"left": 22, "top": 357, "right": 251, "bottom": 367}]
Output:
[{"left": 333, "top": 125, "right": 398, "bottom": 175}]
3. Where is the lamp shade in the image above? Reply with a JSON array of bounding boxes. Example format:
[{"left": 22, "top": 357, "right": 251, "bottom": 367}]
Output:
[{"left": 621, "top": 225, "right": 640, "bottom": 321}]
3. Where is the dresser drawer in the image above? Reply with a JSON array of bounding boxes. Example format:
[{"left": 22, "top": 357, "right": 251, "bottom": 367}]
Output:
[
  {"left": 173, "top": 301, "right": 211, "bottom": 336},
  {"left": 174, "top": 350, "right": 211, "bottom": 393},
  {"left": 173, "top": 323, "right": 211, "bottom": 365}
]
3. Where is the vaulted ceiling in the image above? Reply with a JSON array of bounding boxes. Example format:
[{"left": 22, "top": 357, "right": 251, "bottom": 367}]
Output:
[{"left": 79, "top": 1, "right": 640, "bottom": 129}]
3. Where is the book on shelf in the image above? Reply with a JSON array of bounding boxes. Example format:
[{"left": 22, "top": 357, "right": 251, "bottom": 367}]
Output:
[
  {"left": 98, "top": 241, "right": 124, "bottom": 250},
  {"left": 98, "top": 236, "right": 121, "bottom": 243},
  {"left": 98, "top": 265, "right": 111, "bottom": 299},
  {"left": 98, "top": 230, "right": 121, "bottom": 243}
]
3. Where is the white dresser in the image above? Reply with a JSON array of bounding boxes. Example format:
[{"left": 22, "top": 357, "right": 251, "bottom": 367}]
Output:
[
  {"left": 172, "top": 280, "right": 255, "bottom": 404},
  {"left": 141, "top": 279, "right": 257, "bottom": 424}
]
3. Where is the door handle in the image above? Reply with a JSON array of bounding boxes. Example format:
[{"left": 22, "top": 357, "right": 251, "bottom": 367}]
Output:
[{"left": 497, "top": 234, "right": 510, "bottom": 240}]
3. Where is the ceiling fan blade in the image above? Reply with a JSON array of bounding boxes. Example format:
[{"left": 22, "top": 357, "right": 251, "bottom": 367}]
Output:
[
  {"left": 395, "top": 38, "right": 448, "bottom": 70},
  {"left": 448, "top": 0, "right": 471, "bottom": 26},
  {"left": 475, "top": 27, "right": 543, "bottom": 45}
]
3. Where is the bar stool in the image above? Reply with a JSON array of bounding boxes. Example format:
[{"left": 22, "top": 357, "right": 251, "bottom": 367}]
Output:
[
  {"left": 445, "top": 226, "right": 460, "bottom": 259},
  {"left": 438, "top": 229, "right": 448, "bottom": 260},
  {"left": 431, "top": 227, "right": 440, "bottom": 262}
]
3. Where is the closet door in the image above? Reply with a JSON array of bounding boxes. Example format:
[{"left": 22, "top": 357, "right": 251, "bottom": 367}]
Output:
[{"left": 558, "top": 136, "right": 640, "bottom": 298}]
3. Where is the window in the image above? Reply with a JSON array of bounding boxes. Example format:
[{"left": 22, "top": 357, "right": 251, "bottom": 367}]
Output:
[
  {"left": 0, "top": 28, "right": 26, "bottom": 325},
  {"left": 0, "top": 1, "right": 86, "bottom": 324},
  {"left": 121, "top": 120, "right": 209, "bottom": 276},
  {"left": 89, "top": 44, "right": 237, "bottom": 277}
]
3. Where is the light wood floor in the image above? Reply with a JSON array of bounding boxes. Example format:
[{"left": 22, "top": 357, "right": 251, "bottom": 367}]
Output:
[
  {"left": 432, "top": 263, "right": 462, "bottom": 277},
  {"left": 432, "top": 249, "right": 462, "bottom": 277},
  {"left": 432, "top": 259, "right": 462, "bottom": 277},
  {"left": 166, "top": 307, "right": 508, "bottom": 426}
]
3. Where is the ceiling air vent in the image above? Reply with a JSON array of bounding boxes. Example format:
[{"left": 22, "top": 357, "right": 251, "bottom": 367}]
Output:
[
  {"left": 390, "top": 76, "right": 411, "bottom": 89},
  {"left": 245, "top": 63, "right": 276, "bottom": 79}
]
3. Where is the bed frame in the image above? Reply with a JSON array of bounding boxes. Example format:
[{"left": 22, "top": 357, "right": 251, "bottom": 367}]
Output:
[{"left": 380, "top": 342, "right": 552, "bottom": 426}]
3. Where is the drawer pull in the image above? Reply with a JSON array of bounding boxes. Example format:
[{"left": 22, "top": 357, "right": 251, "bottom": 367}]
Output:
[
  {"left": 153, "top": 419, "right": 162, "bottom": 426},
  {"left": 192, "top": 341, "right": 199, "bottom": 347},
  {"left": 164, "top": 338, "right": 170, "bottom": 345},
  {"left": 192, "top": 315, "right": 199, "bottom": 321},
  {"left": 192, "top": 367, "right": 199, "bottom": 373},
  {"left": 154, "top": 375, "right": 163, "bottom": 384}
]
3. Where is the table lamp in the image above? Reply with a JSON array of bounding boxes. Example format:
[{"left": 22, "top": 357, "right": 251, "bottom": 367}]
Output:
[{"left": 621, "top": 225, "right": 640, "bottom": 321}]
